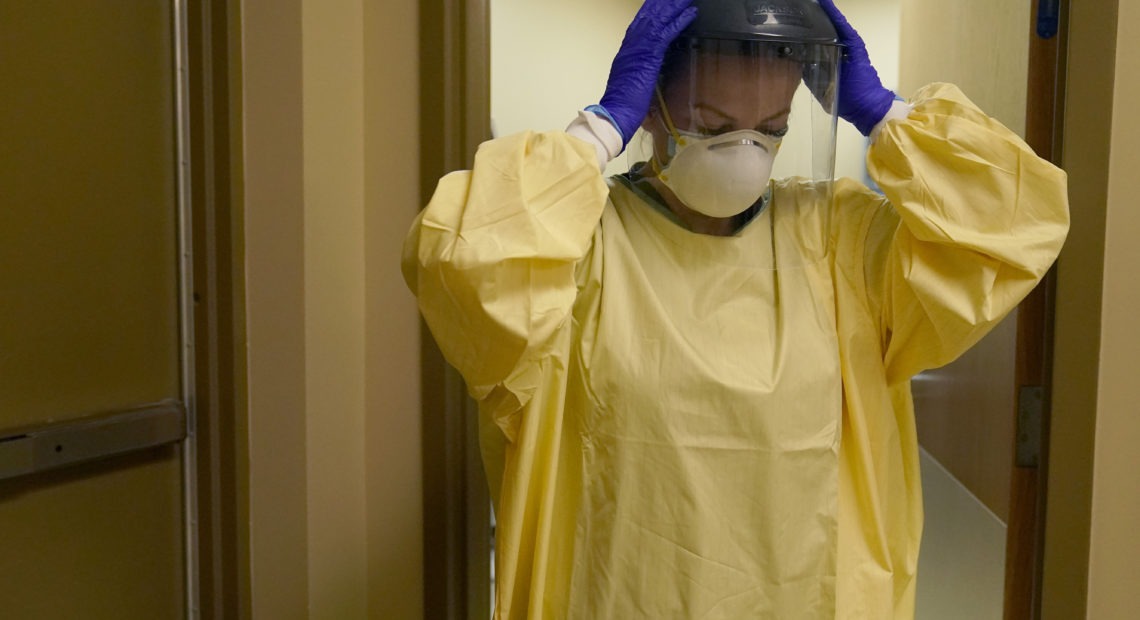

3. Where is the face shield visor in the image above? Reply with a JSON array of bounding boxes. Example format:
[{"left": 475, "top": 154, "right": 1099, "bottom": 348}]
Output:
[{"left": 634, "top": 38, "right": 840, "bottom": 267}]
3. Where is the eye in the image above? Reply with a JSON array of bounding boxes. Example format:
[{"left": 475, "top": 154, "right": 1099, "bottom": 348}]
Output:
[
  {"left": 696, "top": 125, "right": 732, "bottom": 136},
  {"left": 764, "top": 126, "right": 790, "bottom": 139}
]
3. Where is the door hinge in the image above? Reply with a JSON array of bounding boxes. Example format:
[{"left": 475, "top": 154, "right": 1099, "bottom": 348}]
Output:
[{"left": 1016, "top": 386, "right": 1045, "bottom": 467}]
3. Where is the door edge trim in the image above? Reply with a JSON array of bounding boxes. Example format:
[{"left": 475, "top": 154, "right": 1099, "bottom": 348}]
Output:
[{"left": 173, "top": 0, "right": 202, "bottom": 617}]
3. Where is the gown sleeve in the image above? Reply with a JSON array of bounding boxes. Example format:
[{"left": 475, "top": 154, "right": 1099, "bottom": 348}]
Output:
[
  {"left": 401, "top": 130, "right": 609, "bottom": 441},
  {"left": 860, "top": 82, "right": 1070, "bottom": 384}
]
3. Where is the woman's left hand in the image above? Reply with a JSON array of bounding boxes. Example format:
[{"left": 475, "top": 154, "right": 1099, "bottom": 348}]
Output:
[{"left": 817, "top": 0, "right": 896, "bottom": 136}]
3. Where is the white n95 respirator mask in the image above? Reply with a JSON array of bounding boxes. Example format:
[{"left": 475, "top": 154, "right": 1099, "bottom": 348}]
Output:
[
  {"left": 653, "top": 90, "right": 782, "bottom": 219},
  {"left": 657, "top": 128, "right": 780, "bottom": 218}
]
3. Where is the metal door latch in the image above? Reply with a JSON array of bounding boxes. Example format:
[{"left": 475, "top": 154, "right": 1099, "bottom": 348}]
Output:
[{"left": 0, "top": 401, "right": 185, "bottom": 481}]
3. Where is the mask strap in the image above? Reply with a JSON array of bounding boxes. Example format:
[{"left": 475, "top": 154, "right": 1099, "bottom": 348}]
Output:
[
  {"left": 655, "top": 87, "right": 683, "bottom": 143},
  {"left": 649, "top": 87, "right": 684, "bottom": 176}
]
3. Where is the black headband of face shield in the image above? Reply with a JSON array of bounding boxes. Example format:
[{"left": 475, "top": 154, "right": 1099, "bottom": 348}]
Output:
[
  {"left": 657, "top": 39, "right": 839, "bottom": 113},
  {"left": 665, "top": 38, "right": 818, "bottom": 66}
]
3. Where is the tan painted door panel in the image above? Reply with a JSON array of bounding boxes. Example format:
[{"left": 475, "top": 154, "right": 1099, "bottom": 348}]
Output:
[{"left": 0, "top": 1, "right": 186, "bottom": 617}]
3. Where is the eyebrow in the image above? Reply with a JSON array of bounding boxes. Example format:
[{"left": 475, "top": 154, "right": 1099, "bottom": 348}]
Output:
[{"left": 694, "top": 103, "right": 792, "bottom": 126}]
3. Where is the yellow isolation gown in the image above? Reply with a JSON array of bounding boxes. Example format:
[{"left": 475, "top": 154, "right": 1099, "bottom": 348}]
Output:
[{"left": 402, "top": 83, "right": 1069, "bottom": 619}]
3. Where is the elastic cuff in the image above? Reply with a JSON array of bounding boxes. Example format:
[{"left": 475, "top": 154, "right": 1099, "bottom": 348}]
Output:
[
  {"left": 585, "top": 104, "right": 624, "bottom": 143},
  {"left": 870, "top": 99, "right": 914, "bottom": 143},
  {"left": 566, "top": 109, "right": 624, "bottom": 171}
]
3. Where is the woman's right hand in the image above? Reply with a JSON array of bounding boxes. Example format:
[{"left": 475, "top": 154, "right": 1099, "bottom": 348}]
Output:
[{"left": 596, "top": 0, "right": 697, "bottom": 147}]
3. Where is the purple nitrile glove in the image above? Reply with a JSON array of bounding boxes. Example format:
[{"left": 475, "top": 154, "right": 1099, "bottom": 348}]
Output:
[
  {"left": 595, "top": 0, "right": 698, "bottom": 148},
  {"left": 817, "top": 0, "right": 897, "bottom": 136}
]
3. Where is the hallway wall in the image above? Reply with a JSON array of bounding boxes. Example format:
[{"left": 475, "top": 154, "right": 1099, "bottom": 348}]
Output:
[
  {"left": 241, "top": 0, "right": 309, "bottom": 615},
  {"left": 240, "top": 0, "right": 422, "bottom": 617},
  {"left": 1048, "top": 0, "right": 1140, "bottom": 616},
  {"left": 364, "top": 0, "right": 423, "bottom": 617},
  {"left": 1085, "top": 0, "right": 1140, "bottom": 614}
]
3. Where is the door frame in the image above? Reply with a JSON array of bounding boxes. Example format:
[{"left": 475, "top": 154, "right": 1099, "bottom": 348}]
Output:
[
  {"left": 419, "top": 0, "right": 494, "bottom": 618},
  {"left": 186, "top": 0, "right": 248, "bottom": 617},
  {"left": 175, "top": 0, "right": 200, "bottom": 615},
  {"left": 1041, "top": 0, "right": 1123, "bottom": 616},
  {"left": 1004, "top": 1, "right": 1070, "bottom": 618}
]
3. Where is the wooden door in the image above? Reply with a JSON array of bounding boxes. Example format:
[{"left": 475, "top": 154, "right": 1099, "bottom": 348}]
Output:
[{"left": 0, "top": 1, "right": 192, "bottom": 617}]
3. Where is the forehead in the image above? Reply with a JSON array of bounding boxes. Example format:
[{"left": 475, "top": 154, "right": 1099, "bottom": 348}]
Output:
[
  {"left": 696, "top": 49, "right": 801, "bottom": 77},
  {"left": 661, "top": 49, "right": 803, "bottom": 114},
  {"left": 663, "top": 48, "right": 803, "bottom": 99}
]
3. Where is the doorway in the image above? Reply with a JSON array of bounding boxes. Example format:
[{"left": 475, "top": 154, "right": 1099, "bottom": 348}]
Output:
[{"left": 422, "top": 0, "right": 1066, "bottom": 617}]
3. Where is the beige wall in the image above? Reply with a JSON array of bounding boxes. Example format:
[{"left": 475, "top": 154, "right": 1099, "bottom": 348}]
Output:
[
  {"left": 899, "top": 0, "right": 1029, "bottom": 135},
  {"left": 241, "top": 0, "right": 422, "bottom": 617},
  {"left": 1086, "top": 0, "right": 1140, "bottom": 615},
  {"left": 833, "top": 0, "right": 901, "bottom": 182},
  {"left": 364, "top": 0, "right": 424, "bottom": 617},
  {"left": 241, "top": 0, "right": 310, "bottom": 616},
  {"left": 302, "top": 0, "right": 368, "bottom": 617},
  {"left": 491, "top": 0, "right": 641, "bottom": 176}
]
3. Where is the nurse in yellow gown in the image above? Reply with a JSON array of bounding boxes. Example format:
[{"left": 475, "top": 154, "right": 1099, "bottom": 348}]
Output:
[{"left": 402, "top": 0, "right": 1069, "bottom": 617}]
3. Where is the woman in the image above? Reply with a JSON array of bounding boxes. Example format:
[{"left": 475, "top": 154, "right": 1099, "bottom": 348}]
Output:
[{"left": 402, "top": 0, "right": 1069, "bottom": 617}]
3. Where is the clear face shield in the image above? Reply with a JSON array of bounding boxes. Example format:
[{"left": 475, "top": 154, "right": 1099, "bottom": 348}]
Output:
[{"left": 633, "top": 39, "right": 841, "bottom": 266}]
